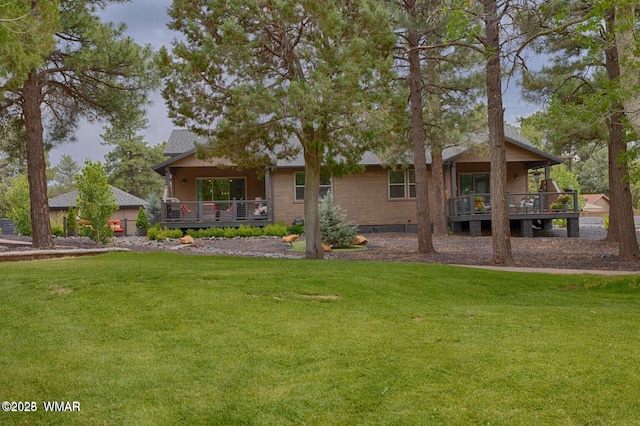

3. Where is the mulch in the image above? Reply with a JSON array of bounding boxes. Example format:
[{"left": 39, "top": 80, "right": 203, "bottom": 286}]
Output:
[
  {"left": 3, "top": 229, "right": 640, "bottom": 272},
  {"left": 142, "top": 229, "right": 640, "bottom": 272}
]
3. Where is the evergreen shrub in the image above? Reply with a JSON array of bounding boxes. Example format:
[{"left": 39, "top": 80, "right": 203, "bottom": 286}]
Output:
[{"left": 319, "top": 192, "right": 358, "bottom": 249}]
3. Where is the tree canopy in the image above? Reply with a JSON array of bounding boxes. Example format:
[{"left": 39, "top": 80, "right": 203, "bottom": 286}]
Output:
[
  {"left": 101, "top": 114, "right": 165, "bottom": 199},
  {"left": 0, "top": 0, "right": 59, "bottom": 87},
  {"left": 162, "top": 0, "right": 400, "bottom": 259},
  {"left": 0, "top": 0, "right": 158, "bottom": 249}
]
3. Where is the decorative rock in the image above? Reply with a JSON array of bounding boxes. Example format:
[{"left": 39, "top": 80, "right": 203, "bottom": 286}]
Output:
[
  {"left": 282, "top": 234, "right": 299, "bottom": 244},
  {"left": 180, "top": 235, "right": 195, "bottom": 244},
  {"left": 353, "top": 235, "right": 369, "bottom": 245}
]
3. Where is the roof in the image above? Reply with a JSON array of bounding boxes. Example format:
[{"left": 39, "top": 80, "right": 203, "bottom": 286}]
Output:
[
  {"left": 164, "top": 129, "right": 209, "bottom": 157},
  {"left": 503, "top": 124, "right": 564, "bottom": 166},
  {"left": 582, "top": 194, "right": 610, "bottom": 205},
  {"left": 155, "top": 125, "right": 563, "bottom": 171},
  {"left": 49, "top": 186, "right": 147, "bottom": 209}
]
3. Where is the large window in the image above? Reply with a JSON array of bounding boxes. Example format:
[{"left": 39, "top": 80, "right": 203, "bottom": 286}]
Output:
[
  {"left": 294, "top": 172, "right": 332, "bottom": 201},
  {"left": 388, "top": 170, "right": 416, "bottom": 199},
  {"left": 459, "top": 173, "right": 490, "bottom": 195},
  {"left": 197, "top": 177, "right": 245, "bottom": 201}
]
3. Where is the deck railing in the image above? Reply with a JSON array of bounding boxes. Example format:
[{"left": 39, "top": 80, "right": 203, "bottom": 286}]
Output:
[
  {"left": 450, "top": 191, "right": 579, "bottom": 217},
  {"left": 161, "top": 198, "right": 273, "bottom": 224}
]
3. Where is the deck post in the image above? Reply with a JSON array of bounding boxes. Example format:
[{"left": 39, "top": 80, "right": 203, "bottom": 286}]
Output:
[
  {"left": 567, "top": 217, "right": 580, "bottom": 237},
  {"left": 469, "top": 220, "right": 481, "bottom": 236},
  {"left": 521, "top": 219, "right": 533, "bottom": 237},
  {"left": 264, "top": 166, "right": 272, "bottom": 222}
]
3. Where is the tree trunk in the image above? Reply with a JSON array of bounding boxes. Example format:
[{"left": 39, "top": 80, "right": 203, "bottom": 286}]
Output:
[
  {"left": 303, "top": 140, "right": 324, "bottom": 259},
  {"left": 605, "top": 8, "right": 640, "bottom": 260},
  {"left": 482, "top": 0, "right": 513, "bottom": 266},
  {"left": 614, "top": 3, "right": 640, "bottom": 139},
  {"left": 606, "top": 138, "right": 619, "bottom": 242},
  {"left": 425, "top": 53, "right": 448, "bottom": 237},
  {"left": 22, "top": 70, "right": 53, "bottom": 249},
  {"left": 430, "top": 146, "right": 448, "bottom": 236},
  {"left": 407, "top": 0, "right": 434, "bottom": 253}
]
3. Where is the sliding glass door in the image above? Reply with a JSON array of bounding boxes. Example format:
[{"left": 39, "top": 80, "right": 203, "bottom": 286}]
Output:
[{"left": 197, "top": 178, "right": 246, "bottom": 201}]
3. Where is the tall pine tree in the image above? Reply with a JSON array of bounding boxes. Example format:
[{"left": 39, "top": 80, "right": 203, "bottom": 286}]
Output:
[
  {"left": 0, "top": 0, "right": 158, "bottom": 249},
  {"left": 161, "top": 0, "right": 399, "bottom": 259}
]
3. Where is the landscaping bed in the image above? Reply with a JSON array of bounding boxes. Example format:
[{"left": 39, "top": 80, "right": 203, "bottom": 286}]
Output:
[{"left": 2, "top": 225, "right": 640, "bottom": 271}]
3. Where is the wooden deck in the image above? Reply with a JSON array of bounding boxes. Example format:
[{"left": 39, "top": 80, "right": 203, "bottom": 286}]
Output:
[
  {"left": 449, "top": 191, "right": 580, "bottom": 237},
  {"left": 160, "top": 199, "right": 274, "bottom": 229}
]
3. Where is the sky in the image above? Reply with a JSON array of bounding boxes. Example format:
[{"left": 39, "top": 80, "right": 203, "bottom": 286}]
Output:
[
  {"left": 50, "top": 0, "right": 175, "bottom": 165},
  {"left": 49, "top": 0, "right": 539, "bottom": 166}
]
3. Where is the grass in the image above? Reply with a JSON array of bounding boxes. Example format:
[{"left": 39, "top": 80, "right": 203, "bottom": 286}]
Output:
[{"left": 1, "top": 252, "right": 639, "bottom": 425}]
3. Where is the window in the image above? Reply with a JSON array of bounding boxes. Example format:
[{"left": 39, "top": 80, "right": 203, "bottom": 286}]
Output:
[
  {"left": 388, "top": 170, "right": 416, "bottom": 199},
  {"left": 196, "top": 177, "right": 246, "bottom": 201},
  {"left": 294, "top": 172, "right": 332, "bottom": 201},
  {"left": 459, "top": 173, "right": 490, "bottom": 195}
]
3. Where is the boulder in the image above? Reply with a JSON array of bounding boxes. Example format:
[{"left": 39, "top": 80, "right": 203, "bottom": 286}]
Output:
[
  {"left": 180, "top": 235, "right": 195, "bottom": 245},
  {"left": 281, "top": 234, "right": 299, "bottom": 244},
  {"left": 352, "top": 235, "right": 369, "bottom": 245}
]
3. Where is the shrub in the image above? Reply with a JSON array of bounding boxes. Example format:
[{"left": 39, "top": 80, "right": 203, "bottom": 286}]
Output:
[
  {"left": 5, "top": 175, "right": 31, "bottom": 236},
  {"left": 211, "top": 227, "right": 226, "bottom": 238},
  {"left": 135, "top": 206, "right": 149, "bottom": 229},
  {"left": 264, "top": 223, "right": 290, "bottom": 237},
  {"left": 287, "top": 223, "right": 305, "bottom": 236},
  {"left": 553, "top": 218, "right": 567, "bottom": 228},
  {"left": 145, "top": 194, "right": 162, "bottom": 225},
  {"left": 319, "top": 192, "right": 358, "bottom": 249},
  {"left": 166, "top": 228, "right": 184, "bottom": 239},
  {"left": 237, "top": 225, "right": 259, "bottom": 238},
  {"left": 147, "top": 224, "right": 163, "bottom": 240},
  {"left": 147, "top": 224, "right": 183, "bottom": 240},
  {"left": 51, "top": 224, "right": 64, "bottom": 237},
  {"left": 66, "top": 207, "right": 78, "bottom": 236}
]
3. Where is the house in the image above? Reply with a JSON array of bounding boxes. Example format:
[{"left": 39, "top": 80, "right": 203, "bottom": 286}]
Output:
[
  {"left": 152, "top": 126, "right": 580, "bottom": 237},
  {"left": 582, "top": 194, "right": 610, "bottom": 215},
  {"left": 49, "top": 186, "right": 147, "bottom": 236}
]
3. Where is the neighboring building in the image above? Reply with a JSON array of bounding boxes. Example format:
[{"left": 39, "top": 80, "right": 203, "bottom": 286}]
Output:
[
  {"left": 152, "top": 127, "right": 580, "bottom": 236},
  {"left": 49, "top": 186, "right": 147, "bottom": 235},
  {"left": 582, "top": 194, "right": 610, "bottom": 215}
]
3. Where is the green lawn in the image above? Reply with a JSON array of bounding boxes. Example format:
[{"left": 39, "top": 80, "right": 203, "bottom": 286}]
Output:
[{"left": 1, "top": 252, "right": 639, "bottom": 425}]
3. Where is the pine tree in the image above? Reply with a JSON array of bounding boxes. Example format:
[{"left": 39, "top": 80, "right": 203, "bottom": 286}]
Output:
[
  {"left": 0, "top": 0, "right": 158, "bottom": 249},
  {"left": 161, "top": 0, "right": 398, "bottom": 259},
  {"left": 319, "top": 192, "right": 358, "bottom": 249}
]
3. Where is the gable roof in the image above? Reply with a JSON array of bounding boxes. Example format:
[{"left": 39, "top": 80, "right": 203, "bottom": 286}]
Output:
[
  {"left": 582, "top": 193, "right": 610, "bottom": 205},
  {"left": 155, "top": 125, "right": 562, "bottom": 171},
  {"left": 164, "top": 129, "right": 209, "bottom": 157},
  {"left": 49, "top": 186, "right": 147, "bottom": 209}
]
